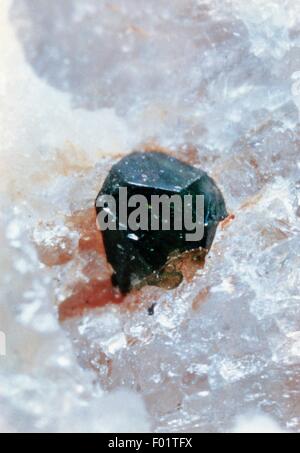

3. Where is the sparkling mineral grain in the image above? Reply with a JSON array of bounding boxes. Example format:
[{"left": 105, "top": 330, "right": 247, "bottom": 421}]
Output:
[{"left": 96, "top": 151, "right": 228, "bottom": 293}]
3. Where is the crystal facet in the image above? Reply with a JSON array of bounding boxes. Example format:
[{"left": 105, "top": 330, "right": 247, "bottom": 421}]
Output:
[{"left": 96, "top": 151, "right": 228, "bottom": 293}]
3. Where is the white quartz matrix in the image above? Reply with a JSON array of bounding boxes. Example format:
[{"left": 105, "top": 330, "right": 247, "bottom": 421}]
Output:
[{"left": 0, "top": 0, "right": 300, "bottom": 433}]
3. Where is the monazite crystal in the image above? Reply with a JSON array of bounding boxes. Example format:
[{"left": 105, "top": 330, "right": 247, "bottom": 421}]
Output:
[{"left": 96, "top": 151, "right": 228, "bottom": 293}]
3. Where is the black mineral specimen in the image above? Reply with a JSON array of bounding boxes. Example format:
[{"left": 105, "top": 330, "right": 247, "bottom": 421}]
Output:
[{"left": 96, "top": 151, "right": 228, "bottom": 294}]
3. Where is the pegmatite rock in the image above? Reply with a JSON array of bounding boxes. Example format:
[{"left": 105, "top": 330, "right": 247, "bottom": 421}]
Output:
[{"left": 0, "top": 0, "right": 300, "bottom": 433}]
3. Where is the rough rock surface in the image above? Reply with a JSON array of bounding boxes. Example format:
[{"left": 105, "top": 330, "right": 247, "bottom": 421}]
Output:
[{"left": 0, "top": 0, "right": 300, "bottom": 433}]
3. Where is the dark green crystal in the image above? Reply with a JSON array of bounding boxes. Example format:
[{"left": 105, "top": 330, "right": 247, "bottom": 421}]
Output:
[{"left": 96, "top": 151, "right": 228, "bottom": 294}]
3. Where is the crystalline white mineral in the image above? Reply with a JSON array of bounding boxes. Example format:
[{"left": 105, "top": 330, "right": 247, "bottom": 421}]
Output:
[{"left": 0, "top": 0, "right": 300, "bottom": 433}]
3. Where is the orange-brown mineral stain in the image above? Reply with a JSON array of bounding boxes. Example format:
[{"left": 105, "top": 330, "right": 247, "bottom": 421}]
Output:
[
  {"left": 192, "top": 286, "right": 210, "bottom": 311},
  {"left": 35, "top": 208, "right": 105, "bottom": 266},
  {"left": 36, "top": 236, "right": 76, "bottom": 267},
  {"left": 65, "top": 207, "right": 105, "bottom": 254},
  {"left": 34, "top": 207, "right": 125, "bottom": 320},
  {"left": 58, "top": 279, "right": 125, "bottom": 322},
  {"left": 62, "top": 208, "right": 128, "bottom": 319},
  {"left": 221, "top": 213, "right": 235, "bottom": 230}
]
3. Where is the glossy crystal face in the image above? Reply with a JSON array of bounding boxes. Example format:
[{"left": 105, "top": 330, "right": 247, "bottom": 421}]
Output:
[{"left": 96, "top": 151, "right": 228, "bottom": 293}]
